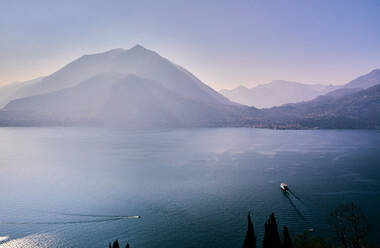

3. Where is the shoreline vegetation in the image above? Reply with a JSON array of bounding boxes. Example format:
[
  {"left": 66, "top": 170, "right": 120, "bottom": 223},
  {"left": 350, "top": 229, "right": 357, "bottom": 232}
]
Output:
[
  {"left": 243, "top": 203, "right": 372, "bottom": 248},
  {"left": 107, "top": 203, "right": 373, "bottom": 248}
]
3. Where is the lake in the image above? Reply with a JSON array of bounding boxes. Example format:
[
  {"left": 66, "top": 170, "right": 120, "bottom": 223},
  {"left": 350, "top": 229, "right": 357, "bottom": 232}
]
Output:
[{"left": 0, "top": 127, "right": 379, "bottom": 247}]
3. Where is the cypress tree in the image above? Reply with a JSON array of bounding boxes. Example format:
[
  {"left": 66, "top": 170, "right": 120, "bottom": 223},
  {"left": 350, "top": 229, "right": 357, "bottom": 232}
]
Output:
[
  {"left": 262, "top": 213, "right": 282, "bottom": 248},
  {"left": 263, "top": 219, "right": 271, "bottom": 248},
  {"left": 112, "top": 240, "right": 120, "bottom": 248},
  {"left": 125, "top": 243, "right": 130, "bottom": 248},
  {"left": 283, "top": 226, "right": 293, "bottom": 248},
  {"left": 243, "top": 212, "right": 256, "bottom": 248}
]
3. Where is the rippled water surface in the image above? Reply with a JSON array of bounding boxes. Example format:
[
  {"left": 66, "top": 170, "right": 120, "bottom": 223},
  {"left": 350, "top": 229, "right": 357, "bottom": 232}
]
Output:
[{"left": 0, "top": 128, "right": 379, "bottom": 247}]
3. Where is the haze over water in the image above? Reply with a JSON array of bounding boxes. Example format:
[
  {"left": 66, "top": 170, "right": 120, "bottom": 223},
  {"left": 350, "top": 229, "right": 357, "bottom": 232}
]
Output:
[{"left": 0, "top": 127, "right": 379, "bottom": 247}]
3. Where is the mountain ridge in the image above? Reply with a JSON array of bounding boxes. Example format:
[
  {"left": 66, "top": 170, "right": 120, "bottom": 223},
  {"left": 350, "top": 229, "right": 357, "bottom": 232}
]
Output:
[
  {"left": 219, "top": 69, "right": 380, "bottom": 108},
  {"left": 220, "top": 80, "right": 339, "bottom": 108},
  {"left": 345, "top": 69, "right": 380, "bottom": 89}
]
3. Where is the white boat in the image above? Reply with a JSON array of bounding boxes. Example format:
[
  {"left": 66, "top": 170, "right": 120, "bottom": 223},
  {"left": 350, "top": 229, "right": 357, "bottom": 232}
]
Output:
[
  {"left": 124, "top": 216, "right": 141, "bottom": 219},
  {"left": 280, "top": 183, "right": 288, "bottom": 191}
]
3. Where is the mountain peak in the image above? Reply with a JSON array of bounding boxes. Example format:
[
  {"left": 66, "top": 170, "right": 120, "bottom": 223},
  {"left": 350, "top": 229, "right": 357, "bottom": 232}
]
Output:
[
  {"left": 129, "top": 44, "right": 153, "bottom": 53},
  {"left": 91, "top": 45, "right": 152, "bottom": 57},
  {"left": 80, "top": 45, "right": 155, "bottom": 60},
  {"left": 126, "top": 44, "right": 159, "bottom": 58},
  {"left": 130, "top": 44, "right": 145, "bottom": 50}
]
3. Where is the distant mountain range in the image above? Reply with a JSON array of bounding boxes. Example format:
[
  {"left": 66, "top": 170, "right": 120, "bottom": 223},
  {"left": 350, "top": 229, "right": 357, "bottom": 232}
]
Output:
[
  {"left": 219, "top": 69, "right": 380, "bottom": 108},
  {"left": 220, "top": 81, "right": 339, "bottom": 108},
  {"left": 0, "top": 46, "right": 379, "bottom": 129},
  {"left": 232, "top": 81, "right": 380, "bottom": 129}
]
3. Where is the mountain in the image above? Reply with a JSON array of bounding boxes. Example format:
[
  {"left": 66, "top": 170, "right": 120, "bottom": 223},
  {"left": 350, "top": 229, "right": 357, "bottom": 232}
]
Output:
[
  {"left": 0, "top": 46, "right": 241, "bottom": 127},
  {"left": 235, "top": 83, "right": 380, "bottom": 129},
  {"left": 344, "top": 69, "right": 380, "bottom": 89},
  {"left": 10, "top": 45, "right": 235, "bottom": 107},
  {"left": 219, "top": 81, "right": 339, "bottom": 108}
]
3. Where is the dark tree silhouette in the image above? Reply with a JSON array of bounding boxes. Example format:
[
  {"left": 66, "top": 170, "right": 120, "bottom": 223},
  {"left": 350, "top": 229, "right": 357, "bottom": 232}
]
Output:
[
  {"left": 112, "top": 240, "right": 120, "bottom": 248},
  {"left": 243, "top": 212, "right": 257, "bottom": 248},
  {"left": 283, "top": 226, "right": 293, "bottom": 248},
  {"left": 262, "top": 213, "right": 282, "bottom": 248},
  {"left": 107, "top": 240, "right": 130, "bottom": 248},
  {"left": 329, "top": 203, "right": 370, "bottom": 248}
]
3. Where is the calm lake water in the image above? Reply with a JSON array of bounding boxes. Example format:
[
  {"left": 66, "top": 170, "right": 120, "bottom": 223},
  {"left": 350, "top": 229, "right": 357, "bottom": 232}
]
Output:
[{"left": 0, "top": 128, "right": 379, "bottom": 247}]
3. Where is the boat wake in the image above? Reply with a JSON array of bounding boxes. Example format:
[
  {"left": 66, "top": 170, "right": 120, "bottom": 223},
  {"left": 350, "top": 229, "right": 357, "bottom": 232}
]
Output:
[
  {"left": 39, "top": 210, "right": 141, "bottom": 219},
  {"left": 282, "top": 189, "right": 313, "bottom": 230},
  {"left": 0, "top": 210, "right": 141, "bottom": 225},
  {"left": 0, "top": 218, "right": 128, "bottom": 225},
  {"left": 287, "top": 189, "right": 305, "bottom": 204},
  {"left": 283, "top": 192, "right": 306, "bottom": 220}
]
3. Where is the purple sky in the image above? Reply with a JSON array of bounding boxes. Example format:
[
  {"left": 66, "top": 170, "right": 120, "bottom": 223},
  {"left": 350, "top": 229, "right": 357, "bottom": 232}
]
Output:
[{"left": 1, "top": 0, "right": 379, "bottom": 89}]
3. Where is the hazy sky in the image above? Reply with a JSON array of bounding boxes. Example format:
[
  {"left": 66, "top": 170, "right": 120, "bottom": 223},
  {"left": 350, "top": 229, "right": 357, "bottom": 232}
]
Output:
[{"left": 1, "top": 0, "right": 379, "bottom": 90}]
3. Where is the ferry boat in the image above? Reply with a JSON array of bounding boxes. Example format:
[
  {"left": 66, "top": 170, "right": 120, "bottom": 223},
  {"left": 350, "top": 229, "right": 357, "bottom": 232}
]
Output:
[{"left": 280, "top": 183, "right": 288, "bottom": 191}]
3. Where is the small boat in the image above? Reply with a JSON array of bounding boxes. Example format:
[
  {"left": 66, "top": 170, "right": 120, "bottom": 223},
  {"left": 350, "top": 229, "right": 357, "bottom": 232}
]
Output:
[
  {"left": 125, "top": 216, "right": 141, "bottom": 219},
  {"left": 280, "top": 183, "right": 288, "bottom": 191}
]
